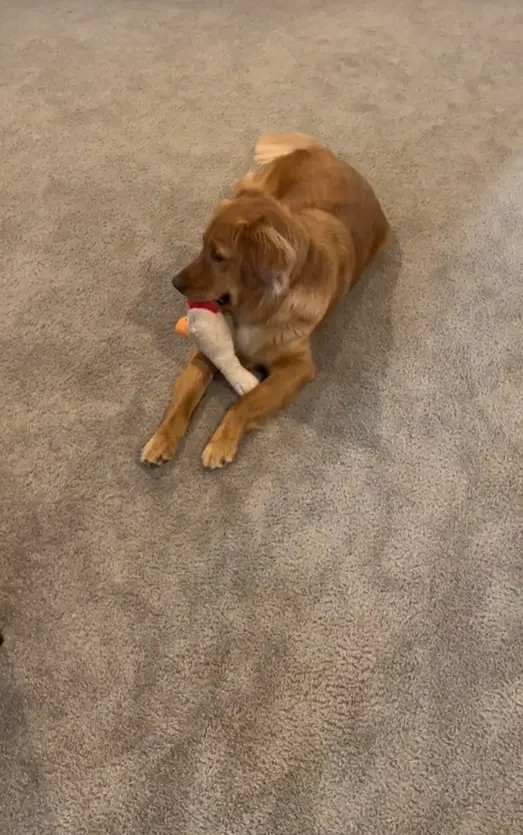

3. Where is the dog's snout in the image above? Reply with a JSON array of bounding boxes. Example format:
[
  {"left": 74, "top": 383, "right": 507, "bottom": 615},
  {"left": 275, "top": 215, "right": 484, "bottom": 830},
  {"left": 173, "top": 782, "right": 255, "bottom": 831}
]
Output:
[{"left": 172, "top": 271, "right": 187, "bottom": 295}]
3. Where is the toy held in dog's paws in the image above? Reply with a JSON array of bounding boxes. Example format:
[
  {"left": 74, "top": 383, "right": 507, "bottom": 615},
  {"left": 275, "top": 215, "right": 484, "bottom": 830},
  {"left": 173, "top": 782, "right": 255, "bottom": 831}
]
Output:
[{"left": 175, "top": 301, "right": 259, "bottom": 396}]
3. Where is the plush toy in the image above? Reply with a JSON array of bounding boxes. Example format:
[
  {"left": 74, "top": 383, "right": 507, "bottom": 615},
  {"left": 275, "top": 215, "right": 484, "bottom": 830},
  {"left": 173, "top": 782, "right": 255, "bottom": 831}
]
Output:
[{"left": 175, "top": 301, "right": 259, "bottom": 396}]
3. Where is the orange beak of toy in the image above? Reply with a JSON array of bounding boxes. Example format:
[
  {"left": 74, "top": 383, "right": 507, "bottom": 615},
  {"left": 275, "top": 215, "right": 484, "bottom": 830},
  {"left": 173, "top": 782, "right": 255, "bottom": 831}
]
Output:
[{"left": 174, "top": 316, "right": 190, "bottom": 337}]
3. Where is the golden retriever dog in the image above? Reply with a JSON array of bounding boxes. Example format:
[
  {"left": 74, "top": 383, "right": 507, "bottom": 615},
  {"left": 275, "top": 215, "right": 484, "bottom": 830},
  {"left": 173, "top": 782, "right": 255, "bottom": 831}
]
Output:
[{"left": 141, "top": 132, "right": 390, "bottom": 469}]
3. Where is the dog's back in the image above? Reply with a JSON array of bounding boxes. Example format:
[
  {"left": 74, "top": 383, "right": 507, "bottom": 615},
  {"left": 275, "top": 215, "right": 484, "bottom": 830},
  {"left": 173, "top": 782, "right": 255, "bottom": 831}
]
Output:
[{"left": 250, "top": 133, "right": 390, "bottom": 283}]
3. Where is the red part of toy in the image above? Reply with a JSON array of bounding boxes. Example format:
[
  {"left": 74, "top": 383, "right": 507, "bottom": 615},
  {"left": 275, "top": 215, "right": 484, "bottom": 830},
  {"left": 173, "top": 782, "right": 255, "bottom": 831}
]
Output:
[{"left": 187, "top": 301, "right": 220, "bottom": 314}]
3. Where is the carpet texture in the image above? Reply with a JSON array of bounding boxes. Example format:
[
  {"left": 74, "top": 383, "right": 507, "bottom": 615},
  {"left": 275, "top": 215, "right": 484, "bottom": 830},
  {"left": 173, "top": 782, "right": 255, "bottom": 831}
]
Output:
[{"left": 1, "top": 1, "right": 522, "bottom": 833}]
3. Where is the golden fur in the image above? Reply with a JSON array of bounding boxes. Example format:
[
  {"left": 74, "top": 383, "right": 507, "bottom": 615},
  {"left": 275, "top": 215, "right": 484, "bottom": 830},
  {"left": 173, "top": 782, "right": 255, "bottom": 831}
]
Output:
[{"left": 141, "top": 133, "right": 390, "bottom": 468}]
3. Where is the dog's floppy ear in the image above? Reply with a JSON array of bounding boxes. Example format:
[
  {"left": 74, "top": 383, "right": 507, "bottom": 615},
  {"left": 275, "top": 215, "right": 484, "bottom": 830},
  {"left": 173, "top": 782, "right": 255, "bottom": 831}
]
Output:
[{"left": 236, "top": 218, "right": 298, "bottom": 296}]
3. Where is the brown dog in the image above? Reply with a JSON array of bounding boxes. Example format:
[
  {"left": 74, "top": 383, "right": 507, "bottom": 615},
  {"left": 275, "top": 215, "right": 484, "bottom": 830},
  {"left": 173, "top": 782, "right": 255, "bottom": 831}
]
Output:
[{"left": 141, "top": 133, "right": 390, "bottom": 469}]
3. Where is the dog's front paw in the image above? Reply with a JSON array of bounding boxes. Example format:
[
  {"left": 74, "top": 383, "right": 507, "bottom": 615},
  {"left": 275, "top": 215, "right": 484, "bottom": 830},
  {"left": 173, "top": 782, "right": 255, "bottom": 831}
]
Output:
[
  {"left": 141, "top": 430, "right": 177, "bottom": 466},
  {"left": 201, "top": 432, "right": 239, "bottom": 469}
]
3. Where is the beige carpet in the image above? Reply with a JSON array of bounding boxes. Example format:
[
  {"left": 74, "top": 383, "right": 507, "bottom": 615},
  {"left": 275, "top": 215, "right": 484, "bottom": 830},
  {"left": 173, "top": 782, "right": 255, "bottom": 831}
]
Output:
[{"left": 1, "top": 1, "right": 522, "bottom": 833}]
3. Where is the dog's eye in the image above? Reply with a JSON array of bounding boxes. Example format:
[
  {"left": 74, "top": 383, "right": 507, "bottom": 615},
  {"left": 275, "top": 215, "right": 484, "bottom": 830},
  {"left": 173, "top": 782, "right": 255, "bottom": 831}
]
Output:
[
  {"left": 210, "top": 246, "right": 225, "bottom": 263},
  {"left": 217, "top": 294, "right": 230, "bottom": 306}
]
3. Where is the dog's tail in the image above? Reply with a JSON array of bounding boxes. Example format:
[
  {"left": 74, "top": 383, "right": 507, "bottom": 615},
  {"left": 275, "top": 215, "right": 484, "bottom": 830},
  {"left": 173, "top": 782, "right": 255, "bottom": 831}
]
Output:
[{"left": 254, "top": 132, "right": 322, "bottom": 167}]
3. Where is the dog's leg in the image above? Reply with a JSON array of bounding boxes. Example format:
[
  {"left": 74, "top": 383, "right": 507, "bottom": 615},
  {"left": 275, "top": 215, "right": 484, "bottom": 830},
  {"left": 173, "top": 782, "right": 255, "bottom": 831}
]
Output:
[
  {"left": 202, "top": 347, "right": 316, "bottom": 469},
  {"left": 141, "top": 350, "right": 215, "bottom": 465}
]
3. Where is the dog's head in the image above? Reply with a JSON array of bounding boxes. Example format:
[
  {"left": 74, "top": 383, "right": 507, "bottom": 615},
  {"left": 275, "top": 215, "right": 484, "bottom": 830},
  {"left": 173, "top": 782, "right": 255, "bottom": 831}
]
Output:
[{"left": 172, "top": 192, "right": 305, "bottom": 314}]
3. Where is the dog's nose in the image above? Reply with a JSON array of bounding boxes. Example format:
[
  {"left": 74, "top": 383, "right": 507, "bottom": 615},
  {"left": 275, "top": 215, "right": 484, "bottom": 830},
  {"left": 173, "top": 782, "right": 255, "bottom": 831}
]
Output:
[{"left": 172, "top": 271, "right": 187, "bottom": 295}]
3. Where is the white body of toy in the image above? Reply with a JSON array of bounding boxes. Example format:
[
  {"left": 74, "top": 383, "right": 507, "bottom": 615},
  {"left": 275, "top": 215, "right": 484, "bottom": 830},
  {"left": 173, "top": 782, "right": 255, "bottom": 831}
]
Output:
[{"left": 186, "top": 308, "right": 259, "bottom": 396}]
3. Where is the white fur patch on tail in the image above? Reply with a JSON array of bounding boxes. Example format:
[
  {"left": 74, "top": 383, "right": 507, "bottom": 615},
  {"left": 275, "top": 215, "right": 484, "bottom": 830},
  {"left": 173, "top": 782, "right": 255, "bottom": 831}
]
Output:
[{"left": 254, "top": 132, "right": 321, "bottom": 167}]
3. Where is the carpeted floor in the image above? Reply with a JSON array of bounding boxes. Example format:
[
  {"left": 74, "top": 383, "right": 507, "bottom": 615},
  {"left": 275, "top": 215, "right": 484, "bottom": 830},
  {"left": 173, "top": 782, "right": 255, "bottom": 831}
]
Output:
[{"left": 1, "top": 1, "right": 522, "bottom": 833}]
